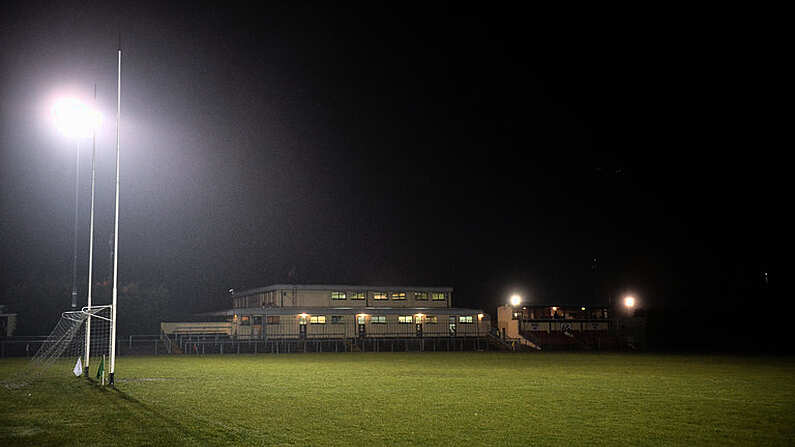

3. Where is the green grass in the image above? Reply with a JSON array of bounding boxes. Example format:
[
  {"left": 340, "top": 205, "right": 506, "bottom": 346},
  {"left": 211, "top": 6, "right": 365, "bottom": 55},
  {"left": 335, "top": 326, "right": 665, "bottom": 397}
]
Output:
[{"left": 2, "top": 353, "right": 794, "bottom": 446}]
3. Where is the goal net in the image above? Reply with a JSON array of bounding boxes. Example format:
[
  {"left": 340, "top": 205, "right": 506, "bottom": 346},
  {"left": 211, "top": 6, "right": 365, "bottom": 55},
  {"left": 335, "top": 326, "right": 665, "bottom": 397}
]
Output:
[{"left": 3, "top": 305, "right": 112, "bottom": 388}]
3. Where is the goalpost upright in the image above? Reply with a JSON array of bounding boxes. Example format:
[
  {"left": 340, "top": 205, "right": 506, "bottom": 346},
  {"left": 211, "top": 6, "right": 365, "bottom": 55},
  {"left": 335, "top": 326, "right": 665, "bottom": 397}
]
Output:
[{"left": 109, "top": 43, "right": 121, "bottom": 386}]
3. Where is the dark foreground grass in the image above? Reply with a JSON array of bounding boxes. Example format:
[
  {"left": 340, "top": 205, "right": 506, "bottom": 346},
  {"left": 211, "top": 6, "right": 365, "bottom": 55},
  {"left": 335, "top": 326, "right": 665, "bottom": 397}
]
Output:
[{"left": 1, "top": 352, "right": 794, "bottom": 446}]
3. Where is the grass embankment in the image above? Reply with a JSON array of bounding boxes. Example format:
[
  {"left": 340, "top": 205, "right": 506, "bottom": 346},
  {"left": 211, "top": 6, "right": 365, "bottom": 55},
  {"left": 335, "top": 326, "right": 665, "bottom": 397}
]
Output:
[{"left": 1, "top": 353, "right": 794, "bottom": 446}]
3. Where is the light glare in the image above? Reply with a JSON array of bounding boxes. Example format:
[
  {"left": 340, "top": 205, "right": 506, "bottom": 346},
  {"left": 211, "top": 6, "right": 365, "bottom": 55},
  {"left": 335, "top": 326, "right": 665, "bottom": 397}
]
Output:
[
  {"left": 51, "top": 97, "right": 101, "bottom": 138},
  {"left": 510, "top": 295, "right": 521, "bottom": 306}
]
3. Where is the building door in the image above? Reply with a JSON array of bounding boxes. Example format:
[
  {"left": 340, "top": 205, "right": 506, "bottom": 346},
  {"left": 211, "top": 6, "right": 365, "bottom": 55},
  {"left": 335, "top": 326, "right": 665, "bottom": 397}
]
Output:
[
  {"left": 415, "top": 323, "right": 423, "bottom": 337},
  {"left": 357, "top": 314, "right": 366, "bottom": 338},
  {"left": 448, "top": 316, "right": 457, "bottom": 336},
  {"left": 252, "top": 316, "right": 262, "bottom": 338},
  {"left": 299, "top": 317, "right": 307, "bottom": 339}
]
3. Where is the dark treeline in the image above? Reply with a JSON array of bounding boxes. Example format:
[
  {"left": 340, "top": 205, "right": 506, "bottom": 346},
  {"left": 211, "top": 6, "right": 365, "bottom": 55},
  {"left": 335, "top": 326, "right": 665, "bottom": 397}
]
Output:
[{"left": 4, "top": 277, "right": 176, "bottom": 336}]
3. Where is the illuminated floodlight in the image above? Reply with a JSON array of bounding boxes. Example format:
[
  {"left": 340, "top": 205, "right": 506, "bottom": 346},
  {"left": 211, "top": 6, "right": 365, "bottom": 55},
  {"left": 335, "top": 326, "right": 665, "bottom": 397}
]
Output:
[
  {"left": 509, "top": 295, "right": 521, "bottom": 306},
  {"left": 51, "top": 97, "right": 101, "bottom": 138},
  {"left": 477, "top": 313, "right": 484, "bottom": 320},
  {"left": 624, "top": 296, "right": 636, "bottom": 308}
]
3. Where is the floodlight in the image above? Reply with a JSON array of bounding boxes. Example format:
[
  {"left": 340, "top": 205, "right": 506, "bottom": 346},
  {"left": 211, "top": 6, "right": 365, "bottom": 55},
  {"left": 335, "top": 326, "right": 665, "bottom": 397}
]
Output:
[
  {"left": 624, "top": 296, "right": 636, "bottom": 308},
  {"left": 51, "top": 97, "right": 101, "bottom": 138},
  {"left": 510, "top": 295, "right": 521, "bottom": 306}
]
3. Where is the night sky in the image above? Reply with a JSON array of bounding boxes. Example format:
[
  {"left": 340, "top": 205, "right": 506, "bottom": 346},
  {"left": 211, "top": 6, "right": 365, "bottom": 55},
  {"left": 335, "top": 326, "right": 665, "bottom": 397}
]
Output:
[{"left": 1, "top": 3, "right": 778, "bottom": 342}]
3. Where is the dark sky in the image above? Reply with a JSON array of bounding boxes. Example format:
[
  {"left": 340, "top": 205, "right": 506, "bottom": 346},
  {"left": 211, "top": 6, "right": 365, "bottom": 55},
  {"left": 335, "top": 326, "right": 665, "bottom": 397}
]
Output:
[{"left": 0, "top": 2, "right": 777, "bottom": 317}]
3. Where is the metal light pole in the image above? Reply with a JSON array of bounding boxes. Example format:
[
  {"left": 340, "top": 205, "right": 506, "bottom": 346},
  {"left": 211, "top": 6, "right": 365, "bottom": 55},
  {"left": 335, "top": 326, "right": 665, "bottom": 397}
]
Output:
[
  {"left": 70, "top": 140, "right": 80, "bottom": 309},
  {"left": 52, "top": 97, "right": 98, "bottom": 310},
  {"left": 84, "top": 84, "right": 98, "bottom": 375}
]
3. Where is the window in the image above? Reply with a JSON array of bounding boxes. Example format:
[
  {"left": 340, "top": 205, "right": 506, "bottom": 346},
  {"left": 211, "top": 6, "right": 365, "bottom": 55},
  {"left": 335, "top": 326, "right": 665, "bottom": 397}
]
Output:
[
  {"left": 310, "top": 316, "right": 326, "bottom": 324},
  {"left": 350, "top": 292, "right": 365, "bottom": 300},
  {"left": 425, "top": 315, "right": 438, "bottom": 324},
  {"left": 357, "top": 314, "right": 367, "bottom": 324},
  {"left": 414, "top": 292, "right": 427, "bottom": 301},
  {"left": 371, "top": 315, "right": 386, "bottom": 324},
  {"left": 392, "top": 292, "right": 406, "bottom": 300},
  {"left": 432, "top": 292, "right": 446, "bottom": 301},
  {"left": 373, "top": 292, "right": 388, "bottom": 300},
  {"left": 459, "top": 315, "right": 473, "bottom": 324},
  {"left": 266, "top": 315, "right": 280, "bottom": 324},
  {"left": 331, "top": 291, "right": 346, "bottom": 300},
  {"left": 331, "top": 315, "right": 344, "bottom": 324},
  {"left": 398, "top": 315, "right": 413, "bottom": 324},
  {"left": 240, "top": 316, "right": 251, "bottom": 326}
]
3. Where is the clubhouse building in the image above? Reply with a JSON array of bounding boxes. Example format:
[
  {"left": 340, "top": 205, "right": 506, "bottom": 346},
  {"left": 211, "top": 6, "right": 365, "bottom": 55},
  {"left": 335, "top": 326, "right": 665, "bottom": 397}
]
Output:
[{"left": 161, "top": 284, "right": 491, "bottom": 353}]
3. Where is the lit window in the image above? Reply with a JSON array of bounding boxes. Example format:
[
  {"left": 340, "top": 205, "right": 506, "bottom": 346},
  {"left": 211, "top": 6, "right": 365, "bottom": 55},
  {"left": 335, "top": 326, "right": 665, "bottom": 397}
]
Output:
[
  {"left": 431, "top": 292, "right": 446, "bottom": 301},
  {"left": 350, "top": 292, "right": 365, "bottom": 300},
  {"left": 331, "top": 315, "right": 344, "bottom": 324},
  {"left": 357, "top": 314, "right": 367, "bottom": 324},
  {"left": 398, "top": 315, "right": 413, "bottom": 324},
  {"left": 414, "top": 292, "right": 427, "bottom": 301},
  {"left": 425, "top": 315, "right": 438, "bottom": 324},
  {"left": 392, "top": 292, "right": 406, "bottom": 300},
  {"left": 310, "top": 316, "right": 326, "bottom": 324},
  {"left": 331, "top": 291, "right": 346, "bottom": 300},
  {"left": 266, "top": 315, "right": 280, "bottom": 324},
  {"left": 459, "top": 316, "right": 473, "bottom": 324},
  {"left": 371, "top": 315, "right": 386, "bottom": 324},
  {"left": 240, "top": 316, "right": 251, "bottom": 326},
  {"left": 373, "top": 292, "right": 388, "bottom": 300}
]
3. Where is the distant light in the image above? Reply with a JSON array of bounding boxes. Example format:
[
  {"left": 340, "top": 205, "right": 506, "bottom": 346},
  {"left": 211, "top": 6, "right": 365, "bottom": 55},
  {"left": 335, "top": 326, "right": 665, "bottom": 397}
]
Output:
[
  {"left": 624, "top": 296, "right": 636, "bottom": 308},
  {"left": 299, "top": 313, "right": 308, "bottom": 319},
  {"left": 51, "top": 97, "right": 101, "bottom": 138},
  {"left": 477, "top": 313, "right": 484, "bottom": 320},
  {"left": 510, "top": 295, "right": 521, "bottom": 306},
  {"left": 552, "top": 306, "right": 558, "bottom": 311},
  {"left": 581, "top": 307, "right": 586, "bottom": 311}
]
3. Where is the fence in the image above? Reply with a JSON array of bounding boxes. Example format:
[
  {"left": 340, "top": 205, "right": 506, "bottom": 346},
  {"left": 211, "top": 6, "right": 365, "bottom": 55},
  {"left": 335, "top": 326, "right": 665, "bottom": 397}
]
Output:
[{"left": 2, "top": 332, "right": 499, "bottom": 357}]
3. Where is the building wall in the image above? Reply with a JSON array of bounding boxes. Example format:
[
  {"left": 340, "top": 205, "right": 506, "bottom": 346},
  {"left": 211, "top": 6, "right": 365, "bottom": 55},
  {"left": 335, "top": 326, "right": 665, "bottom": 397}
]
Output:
[
  {"left": 161, "top": 321, "right": 232, "bottom": 336},
  {"left": 521, "top": 321, "right": 609, "bottom": 332},
  {"left": 233, "top": 286, "right": 452, "bottom": 309},
  {"left": 0, "top": 314, "right": 17, "bottom": 337},
  {"left": 164, "top": 311, "right": 490, "bottom": 339}
]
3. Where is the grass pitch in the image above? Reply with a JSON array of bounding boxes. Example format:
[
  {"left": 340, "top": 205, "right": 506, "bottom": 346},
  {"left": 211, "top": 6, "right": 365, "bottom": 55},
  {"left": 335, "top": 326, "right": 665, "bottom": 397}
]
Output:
[{"left": 1, "top": 352, "right": 794, "bottom": 446}]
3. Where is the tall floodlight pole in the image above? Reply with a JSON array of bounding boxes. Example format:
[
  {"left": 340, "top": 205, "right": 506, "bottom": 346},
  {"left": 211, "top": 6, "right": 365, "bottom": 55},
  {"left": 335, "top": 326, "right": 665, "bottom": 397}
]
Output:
[
  {"left": 71, "top": 141, "right": 80, "bottom": 309},
  {"left": 109, "top": 45, "right": 121, "bottom": 386},
  {"left": 84, "top": 84, "right": 98, "bottom": 376},
  {"left": 52, "top": 97, "right": 97, "bottom": 310}
]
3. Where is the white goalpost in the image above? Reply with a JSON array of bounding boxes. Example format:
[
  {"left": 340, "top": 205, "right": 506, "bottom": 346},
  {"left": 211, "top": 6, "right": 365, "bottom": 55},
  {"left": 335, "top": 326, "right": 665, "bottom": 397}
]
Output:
[{"left": 1, "top": 305, "right": 113, "bottom": 388}]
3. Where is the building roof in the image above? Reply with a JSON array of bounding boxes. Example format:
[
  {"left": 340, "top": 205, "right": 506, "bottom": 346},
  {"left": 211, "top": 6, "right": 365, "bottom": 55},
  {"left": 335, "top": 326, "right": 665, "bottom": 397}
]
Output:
[
  {"left": 201, "top": 306, "right": 484, "bottom": 317},
  {"left": 230, "top": 284, "right": 454, "bottom": 298}
]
